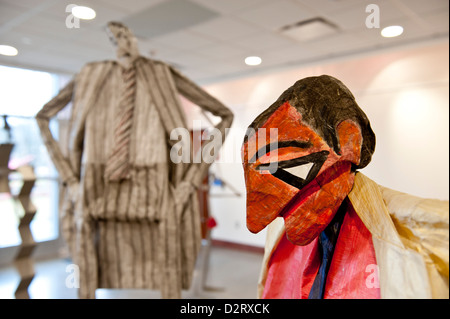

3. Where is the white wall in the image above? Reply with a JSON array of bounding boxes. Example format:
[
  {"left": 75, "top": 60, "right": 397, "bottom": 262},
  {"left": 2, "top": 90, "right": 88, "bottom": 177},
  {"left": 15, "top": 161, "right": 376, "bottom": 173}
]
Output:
[{"left": 185, "top": 40, "right": 449, "bottom": 247}]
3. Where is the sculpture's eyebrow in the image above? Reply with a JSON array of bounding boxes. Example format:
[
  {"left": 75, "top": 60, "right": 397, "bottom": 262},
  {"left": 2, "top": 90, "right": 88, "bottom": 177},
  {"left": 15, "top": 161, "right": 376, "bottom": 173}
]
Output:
[{"left": 249, "top": 140, "right": 312, "bottom": 163}]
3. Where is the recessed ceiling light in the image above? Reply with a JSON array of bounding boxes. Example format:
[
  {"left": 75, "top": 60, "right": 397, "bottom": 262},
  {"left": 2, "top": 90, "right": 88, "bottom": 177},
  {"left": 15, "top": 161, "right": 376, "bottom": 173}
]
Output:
[
  {"left": 245, "top": 56, "right": 262, "bottom": 66},
  {"left": 72, "top": 6, "right": 96, "bottom": 20},
  {"left": 0, "top": 45, "right": 18, "bottom": 56},
  {"left": 381, "top": 25, "right": 403, "bottom": 38}
]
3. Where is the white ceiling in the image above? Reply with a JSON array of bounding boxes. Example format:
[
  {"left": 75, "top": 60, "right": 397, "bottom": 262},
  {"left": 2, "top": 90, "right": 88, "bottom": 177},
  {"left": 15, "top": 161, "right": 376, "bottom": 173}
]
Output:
[{"left": 0, "top": 0, "right": 448, "bottom": 84}]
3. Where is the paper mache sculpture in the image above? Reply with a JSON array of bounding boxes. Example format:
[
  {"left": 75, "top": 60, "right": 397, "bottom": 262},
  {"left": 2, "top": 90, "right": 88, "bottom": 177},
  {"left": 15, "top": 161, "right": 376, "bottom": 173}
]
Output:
[
  {"left": 36, "top": 21, "right": 233, "bottom": 299},
  {"left": 242, "top": 75, "right": 449, "bottom": 299}
]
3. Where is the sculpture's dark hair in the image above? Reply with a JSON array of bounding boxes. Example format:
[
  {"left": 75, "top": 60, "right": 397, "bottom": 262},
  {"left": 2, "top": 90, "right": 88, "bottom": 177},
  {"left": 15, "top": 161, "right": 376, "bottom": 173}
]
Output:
[{"left": 244, "top": 75, "right": 376, "bottom": 169}]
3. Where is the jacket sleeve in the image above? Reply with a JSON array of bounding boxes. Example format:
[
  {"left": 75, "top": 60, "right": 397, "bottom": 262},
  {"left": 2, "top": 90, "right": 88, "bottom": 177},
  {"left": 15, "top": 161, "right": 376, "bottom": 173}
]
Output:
[
  {"left": 379, "top": 185, "right": 449, "bottom": 298},
  {"left": 169, "top": 66, "right": 234, "bottom": 188},
  {"left": 35, "top": 79, "right": 79, "bottom": 188}
]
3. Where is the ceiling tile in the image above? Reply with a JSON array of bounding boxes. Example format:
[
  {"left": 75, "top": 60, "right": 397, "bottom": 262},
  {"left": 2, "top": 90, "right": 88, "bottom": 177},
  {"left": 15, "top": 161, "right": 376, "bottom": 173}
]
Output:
[
  {"left": 0, "top": 0, "right": 46, "bottom": 9},
  {"left": 294, "top": 0, "right": 368, "bottom": 14},
  {"left": 308, "top": 30, "right": 379, "bottom": 55},
  {"left": 197, "top": 43, "right": 249, "bottom": 60},
  {"left": 96, "top": 0, "right": 166, "bottom": 14},
  {"left": 74, "top": 28, "right": 114, "bottom": 51},
  {"left": 397, "top": 0, "right": 449, "bottom": 16},
  {"left": 261, "top": 43, "right": 321, "bottom": 62},
  {"left": 0, "top": 0, "right": 61, "bottom": 36},
  {"left": 137, "top": 39, "right": 177, "bottom": 57},
  {"left": 188, "top": 17, "right": 261, "bottom": 41},
  {"left": 189, "top": 0, "right": 272, "bottom": 14},
  {"left": 0, "top": 3, "right": 26, "bottom": 25},
  {"left": 152, "top": 30, "right": 217, "bottom": 50},
  {"left": 123, "top": 0, "right": 219, "bottom": 39},
  {"left": 0, "top": 30, "right": 52, "bottom": 53},
  {"left": 199, "top": 66, "right": 250, "bottom": 83},
  {"left": 157, "top": 50, "right": 213, "bottom": 69},
  {"left": 11, "top": 13, "right": 74, "bottom": 42},
  {"left": 181, "top": 67, "right": 218, "bottom": 81},
  {"left": 234, "top": 31, "right": 297, "bottom": 51},
  {"left": 1, "top": 47, "right": 83, "bottom": 74},
  {"left": 236, "top": 0, "right": 316, "bottom": 31}
]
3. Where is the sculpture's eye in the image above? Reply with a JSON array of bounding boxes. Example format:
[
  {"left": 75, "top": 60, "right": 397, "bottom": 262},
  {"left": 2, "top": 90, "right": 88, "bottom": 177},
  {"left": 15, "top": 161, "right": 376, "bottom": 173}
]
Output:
[
  {"left": 257, "top": 151, "right": 329, "bottom": 189},
  {"left": 282, "top": 162, "right": 314, "bottom": 180}
]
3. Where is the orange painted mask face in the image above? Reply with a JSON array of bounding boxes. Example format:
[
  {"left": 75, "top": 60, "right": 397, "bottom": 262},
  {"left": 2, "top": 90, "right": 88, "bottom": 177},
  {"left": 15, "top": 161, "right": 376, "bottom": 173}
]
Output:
[{"left": 242, "top": 101, "right": 362, "bottom": 246}]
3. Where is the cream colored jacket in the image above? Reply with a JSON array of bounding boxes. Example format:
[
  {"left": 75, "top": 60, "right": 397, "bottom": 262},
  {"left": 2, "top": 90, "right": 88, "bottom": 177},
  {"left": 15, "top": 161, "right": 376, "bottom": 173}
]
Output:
[{"left": 258, "top": 173, "right": 449, "bottom": 299}]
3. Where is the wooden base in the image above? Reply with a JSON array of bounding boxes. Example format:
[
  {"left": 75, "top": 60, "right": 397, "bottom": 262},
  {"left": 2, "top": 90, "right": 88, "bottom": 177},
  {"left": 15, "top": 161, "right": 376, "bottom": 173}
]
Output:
[{"left": 13, "top": 165, "right": 37, "bottom": 299}]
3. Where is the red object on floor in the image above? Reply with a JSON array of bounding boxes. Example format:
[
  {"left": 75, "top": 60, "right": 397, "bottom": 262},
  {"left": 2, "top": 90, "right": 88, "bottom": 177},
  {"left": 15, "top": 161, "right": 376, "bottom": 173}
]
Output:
[
  {"left": 206, "top": 216, "right": 217, "bottom": 229},
  {"left": 262, "top": 203, "right": 380, "bottom": 299}
]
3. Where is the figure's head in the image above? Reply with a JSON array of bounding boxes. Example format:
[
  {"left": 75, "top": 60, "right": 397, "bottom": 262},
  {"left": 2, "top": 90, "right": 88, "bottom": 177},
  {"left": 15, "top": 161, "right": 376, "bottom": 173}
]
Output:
[
  {"left": 242, "top": 75, "right": 375, "bottom": 245},
  {"left": 106, "top": 21, "right": 139, "bottom": 67}
]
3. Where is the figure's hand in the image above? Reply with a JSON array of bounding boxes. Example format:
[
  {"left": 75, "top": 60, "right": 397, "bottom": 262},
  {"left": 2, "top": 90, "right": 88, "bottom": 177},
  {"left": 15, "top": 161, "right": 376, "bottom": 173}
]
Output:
[
  {"left": 66, "top": 179, "right": 80, "bottom": 203},
  {"left": 173, "top": 181, "right": 195, "bottom": 208}
]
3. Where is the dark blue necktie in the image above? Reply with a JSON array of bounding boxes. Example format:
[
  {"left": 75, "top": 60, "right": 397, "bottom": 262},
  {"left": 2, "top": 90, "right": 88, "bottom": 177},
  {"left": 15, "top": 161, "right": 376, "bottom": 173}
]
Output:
[{"left": 308, "top": 199, "right": 348, "bottom": 299}]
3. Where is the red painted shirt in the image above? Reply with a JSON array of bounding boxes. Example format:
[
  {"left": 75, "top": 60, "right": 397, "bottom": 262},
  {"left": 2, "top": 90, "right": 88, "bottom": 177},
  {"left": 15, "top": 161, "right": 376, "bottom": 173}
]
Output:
[{"left": 262, "top": 204, "right": 380, "bottom": 299}]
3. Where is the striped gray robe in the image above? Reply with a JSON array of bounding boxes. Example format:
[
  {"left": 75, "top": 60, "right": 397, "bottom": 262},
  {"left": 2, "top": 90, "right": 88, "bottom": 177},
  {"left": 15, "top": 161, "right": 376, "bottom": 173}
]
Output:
[{"left": 36, "top": 57, "right": 233, "bottom": 299}]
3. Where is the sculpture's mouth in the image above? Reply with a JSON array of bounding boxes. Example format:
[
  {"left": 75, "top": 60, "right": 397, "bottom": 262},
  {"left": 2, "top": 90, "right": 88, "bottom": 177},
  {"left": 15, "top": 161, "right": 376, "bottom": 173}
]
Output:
[{"left": 278, "top": 160, "right": 353, "bottom": 220}]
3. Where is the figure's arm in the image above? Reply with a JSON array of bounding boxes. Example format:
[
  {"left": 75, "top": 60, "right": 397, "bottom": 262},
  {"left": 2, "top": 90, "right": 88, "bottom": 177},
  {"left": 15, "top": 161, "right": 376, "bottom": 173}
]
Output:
[
  {"left": 170, "top": 66, "right": 234, "bottom": 187},
  {"left": 35, "top": 80, "right": 79, "bottom": 191}
]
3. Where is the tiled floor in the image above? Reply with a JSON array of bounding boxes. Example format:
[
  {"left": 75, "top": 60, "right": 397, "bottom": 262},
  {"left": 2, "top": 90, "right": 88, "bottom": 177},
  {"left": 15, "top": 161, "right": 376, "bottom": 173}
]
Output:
[{"left": 0, "top": 245, "right": 264, "bottom": 299}]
